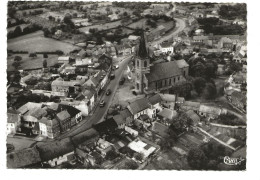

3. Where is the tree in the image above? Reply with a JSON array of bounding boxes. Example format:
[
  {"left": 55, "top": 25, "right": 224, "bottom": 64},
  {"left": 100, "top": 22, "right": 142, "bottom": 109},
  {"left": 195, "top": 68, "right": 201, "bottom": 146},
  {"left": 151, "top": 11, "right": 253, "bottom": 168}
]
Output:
[
  {"left": 13, "top": 26, "right": 22, "bottom": 37},
  {"left": 202, "top": 83, "right": 217, "bottom": 99},
  {"left": 124, "top": 161, "right": 138, "bottom": 170},
  {"left": 205, "top": 60, "right": 218, "bottom": 79},
  {"left": 43, "top": 59, "right": 47, "bottom": 68},
  {"left": 123, "top": 11, "right": 128, "bottom": 17},
  {"left": 14, "top": 56, "right": 22, "bottom": 62},
  {"left": 29, "top": 53, "right": 37, "bottom": 58},
  {"left": 105, "top": 7, "right": 110, "bottom": 15},
  {"left": 43, "top": 53, "right": 48, "bottom": 58},
  {"left": 193, "top": 77, "right": 206, "bottom": 95},
  {"left": 48, "top": 16, "right": 53, "bottom": 21},
  {"left": 190, "top": 62, "right": 206, "bottom": 77},
  {"left": 12, "top": 61, "right": 21, "bottom": 69},
  {"left": 43, "top": 28, "right": 51, "bottom": 37},
  {"left": 187, "top": 147, "right": 208, "bottom": 170}
]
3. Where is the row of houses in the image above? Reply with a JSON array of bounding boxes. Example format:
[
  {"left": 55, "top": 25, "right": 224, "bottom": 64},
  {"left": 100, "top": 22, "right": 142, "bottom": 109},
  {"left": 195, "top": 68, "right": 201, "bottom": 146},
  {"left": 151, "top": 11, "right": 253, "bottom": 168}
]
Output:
[{"left": 7, "top": 102, "right": 83, "bottom": 138}]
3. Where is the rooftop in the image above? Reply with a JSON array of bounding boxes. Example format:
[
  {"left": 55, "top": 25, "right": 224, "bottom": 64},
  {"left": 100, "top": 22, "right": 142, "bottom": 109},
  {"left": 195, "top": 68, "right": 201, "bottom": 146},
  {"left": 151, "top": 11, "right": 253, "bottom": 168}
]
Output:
[
  {"left": 127, "top": 97, "right": 151, "bottom": 115},
  {"left": 146, "top": 61, "right": 182, "bottom": 82}
]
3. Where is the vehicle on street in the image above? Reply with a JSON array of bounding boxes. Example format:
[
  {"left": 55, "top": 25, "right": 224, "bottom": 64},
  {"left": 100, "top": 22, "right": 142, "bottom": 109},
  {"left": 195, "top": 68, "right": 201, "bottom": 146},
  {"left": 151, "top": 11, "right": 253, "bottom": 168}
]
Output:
[
  {"left": 119, "top": 77, "right": 125, "bottom": 85},
  {"left": 114, "top": 65, "right": 119, "bottom": 69},
  {"left": 110, "top": 73, "right": 115, "bottom": 80},
  {"left": 106, "top": 89, "right": 111, "bottom": 96},
  {"left": 99, "top": 100, "right": 106, "bottom": 107}
]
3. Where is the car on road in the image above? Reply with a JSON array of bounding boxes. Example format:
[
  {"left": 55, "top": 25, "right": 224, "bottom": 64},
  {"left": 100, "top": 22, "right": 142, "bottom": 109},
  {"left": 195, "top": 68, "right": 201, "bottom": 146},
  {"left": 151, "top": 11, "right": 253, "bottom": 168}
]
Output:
[
  {"left": 114, "top": 65, "right": 119, "bottom": 69},
  {"left": 119, "top": 77, "right": 125, "bottom": 85},
  {"left": 106, "top": 89, "right": 111, "bottom": 96},
  {"left": 110, "top": 73, "right": 115, "bottom": 80},
  {"left": 99, "top": 100, "right": 106, "bottom": 107}
]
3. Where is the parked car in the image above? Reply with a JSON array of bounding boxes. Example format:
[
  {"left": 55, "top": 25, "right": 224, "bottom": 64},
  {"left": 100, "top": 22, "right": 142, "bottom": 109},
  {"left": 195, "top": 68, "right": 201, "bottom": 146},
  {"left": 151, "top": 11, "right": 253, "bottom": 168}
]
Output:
[
  {"left": 119, "top": 77, "right": 125, "bottom": 85},
  {"left": 114, "top": 65, "right": 119, "bottom": 69},
  {"left": 106, "top": 89, "right": 111, "bottom": 96},
  {"left": 99, "top": 100, "right": 106, "bottom": 107},
  {"left": 110, "top": 73, "right": 115, "bottom": 80}
]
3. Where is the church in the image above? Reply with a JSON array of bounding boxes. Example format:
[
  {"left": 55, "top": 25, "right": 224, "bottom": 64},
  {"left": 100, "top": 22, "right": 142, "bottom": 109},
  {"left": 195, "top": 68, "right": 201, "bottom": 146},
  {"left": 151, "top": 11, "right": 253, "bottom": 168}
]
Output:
[{"left": 134, "top": 32, "right": 189, "bottom": 94}]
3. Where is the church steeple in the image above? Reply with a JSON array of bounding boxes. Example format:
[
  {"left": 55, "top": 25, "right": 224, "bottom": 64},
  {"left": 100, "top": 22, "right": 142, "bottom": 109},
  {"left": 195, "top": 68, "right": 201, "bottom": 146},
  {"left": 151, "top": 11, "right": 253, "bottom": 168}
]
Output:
[{"left": 138, "top": 31, "right": 148, "bottom": 59}]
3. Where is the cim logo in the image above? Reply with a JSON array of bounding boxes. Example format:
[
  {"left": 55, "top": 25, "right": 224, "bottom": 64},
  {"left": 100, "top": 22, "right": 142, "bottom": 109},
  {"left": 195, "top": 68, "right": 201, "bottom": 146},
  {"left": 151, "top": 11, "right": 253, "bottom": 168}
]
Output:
[{"left": 223, "top": 156, "right": 245, "bottom": 166}]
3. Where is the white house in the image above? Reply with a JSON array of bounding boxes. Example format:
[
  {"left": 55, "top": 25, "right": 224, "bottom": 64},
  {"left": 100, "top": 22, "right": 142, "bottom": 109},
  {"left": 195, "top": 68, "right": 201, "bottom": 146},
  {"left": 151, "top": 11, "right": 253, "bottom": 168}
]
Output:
[
  {"left": 39, "top": 117, "right": 49, "bottom": 137},
  {"left": 147, "top": 94, "right": 163, "bottom": 119},
  {"left": 159, "top": 41, "right": 174, "bottom": 54},
  {"left": 7, "top": 109, "right": 21, "bottom": 135},
  {"left": 127, "top": 98, "right": 151, "bottom": 120}
]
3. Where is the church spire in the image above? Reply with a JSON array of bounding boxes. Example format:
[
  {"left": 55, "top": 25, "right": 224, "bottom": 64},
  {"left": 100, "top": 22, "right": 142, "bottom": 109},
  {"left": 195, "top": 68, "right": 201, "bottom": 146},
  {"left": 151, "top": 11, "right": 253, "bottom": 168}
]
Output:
[{"left": 138, "top": 30, "right": 148, "bottom": 59}]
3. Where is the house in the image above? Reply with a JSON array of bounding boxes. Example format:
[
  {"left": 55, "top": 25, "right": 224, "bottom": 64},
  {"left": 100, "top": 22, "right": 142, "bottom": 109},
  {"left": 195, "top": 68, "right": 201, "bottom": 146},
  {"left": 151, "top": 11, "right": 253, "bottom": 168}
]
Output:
[
  {"left": 39, "top": 117, "right": 49, "bottom": 137},
  {"left": 128, "top": 35, "right": 141, "bottom": 43},
  {"left": 96, "top": 138, "right": 114, "bottom": 157},
  {"left": 151, "top": 121, "right": 169, "bottom": 138},
  {"left": 56, "top": 110, "right": 71, "bottom": 132},
  {"left": 46, "top": 118, "right": 61, "bottom": 139},
  {"left": 193, "top": 35, "right": 209, "bottom": 45},
  {"left": 175, "top": 59, "right": 189, "bottom": 78},
  {"left": 159, "top": 93, "right": 177, "bottom": 110},
  {"left": 198, "top": 105, "right": 226, "bottom": 119},
  {"left": 127, "top": 97, "right": 151, "bottom": 119},
  {"left": 7, "top": 146, "right": 41, "bottom": 168},
  {"left": 218, "top": 37, "right": 233, "bottom": 51},
  {"left": 32, "top": 122, "right": 40, "bottom": 135},
  {"left": 191, "top": 11, "right": 205, "bottom": 18},
  {"left": 147, "top": 94, "right": 163, "bottom": 118},
  {"left": 36, "top": 138, "right": 75, "bottom": 167},
  {"left": 229, "top": 91, "right": 246, "bottom": 111},
  {"left": 58, "top": 56, "right": 71, "bottom": 64},
  {"left": 187, "top": 16, "right": 197, "bottom": 26},
  {"left": 59, "top": 104, "right": 82, "bottom": 126},
  {"left": 125, "top": 126, "right": 138, "bottom": 137},
  {"left": 181, "top": 101, "right": 200, "bottom": 113},
  {"left": 85, "top": 151, "right": 103, "bottom": 166},
  {"left": 127, "top": 139, "right": 157, "bottom": 161},
  {"left": 108, "top": 13, "right": 119, "bottom": 21},
  {"left": 159, "top": 41, "right": 174, "bottom": 55},
  {"left": 185, "top": 110, "right": 200, "bottom": 127},
  {"left": 119, "top": 108, "right": 134, "bottom": 126},
  {"left": 157, "top": 108, "right": 178, "bottom": 126},
  {"left": 113, "top": 114, "right": 125, "bottom": 129},
  {"left": 51, "top": 79, "right": 81, "bottom": 97},
  {"left": 115, "top": 43, "right": 132, "bottom": 56},
  {"left": 7, "top": 109, "right": 21, "bottom": 135}
]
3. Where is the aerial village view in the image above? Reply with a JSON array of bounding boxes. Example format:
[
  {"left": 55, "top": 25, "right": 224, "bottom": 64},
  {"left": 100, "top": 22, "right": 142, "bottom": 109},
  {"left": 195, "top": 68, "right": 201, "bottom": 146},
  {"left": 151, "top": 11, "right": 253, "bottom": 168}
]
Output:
[{"left": 6, "top": 1, "right": 247, "bottom": 170}]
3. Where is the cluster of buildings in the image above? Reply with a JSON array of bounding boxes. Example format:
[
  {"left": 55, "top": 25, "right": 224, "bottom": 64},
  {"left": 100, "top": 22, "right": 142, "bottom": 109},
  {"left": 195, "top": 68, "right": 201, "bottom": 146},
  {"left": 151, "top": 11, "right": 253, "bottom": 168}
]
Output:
[{"left": 7, "top": 102, "right": 82, "bottom": 139}]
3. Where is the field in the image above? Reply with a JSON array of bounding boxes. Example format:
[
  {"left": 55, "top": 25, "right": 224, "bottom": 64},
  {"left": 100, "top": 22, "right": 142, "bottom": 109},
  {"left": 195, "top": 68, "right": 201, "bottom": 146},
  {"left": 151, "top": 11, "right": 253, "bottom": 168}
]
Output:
[
  {"left": 7, "top": 137, "right": 36, "bottom": 151},
  {"left": 79, "top": 20, "right": 123, "bottom": 33},
  {"left": 16, "top": 8, "right": 47, "bottom": 16},
  {"left": 39, "top": 9, "right": 84, "bottom": 20},
  {"left": 7, "top": 53, "right": 59, "bottom": 71},
  {"left": 7, "top": 31, "right": 79, "bottom": 54},
  {"left": 128, "top": 18, "right": 175, "bottom": 32}
]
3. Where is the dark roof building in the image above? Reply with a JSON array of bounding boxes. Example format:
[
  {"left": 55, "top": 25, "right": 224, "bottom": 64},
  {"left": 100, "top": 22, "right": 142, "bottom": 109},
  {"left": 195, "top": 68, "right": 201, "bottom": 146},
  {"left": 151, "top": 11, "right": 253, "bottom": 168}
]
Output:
[{"left": 127, "top": 98, "right": 151, "bottom": 115}]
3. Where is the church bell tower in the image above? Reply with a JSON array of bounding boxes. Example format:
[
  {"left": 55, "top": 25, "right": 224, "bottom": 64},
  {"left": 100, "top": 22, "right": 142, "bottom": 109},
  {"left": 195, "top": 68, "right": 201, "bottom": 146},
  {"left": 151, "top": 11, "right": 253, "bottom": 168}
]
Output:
[{"left": 135, "top": 31, "right": 150, "bottom": 94}]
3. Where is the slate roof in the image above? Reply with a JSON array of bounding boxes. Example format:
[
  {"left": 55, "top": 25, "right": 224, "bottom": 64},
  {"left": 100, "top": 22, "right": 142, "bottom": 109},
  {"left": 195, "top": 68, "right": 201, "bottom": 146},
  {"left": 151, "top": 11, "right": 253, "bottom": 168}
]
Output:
[
  {"left": 157, "top": 108, "right": 177, "bottom": 120},
  {"left": 176, "top": 59, "right": 189, "bottom": 68},
  {"left": 58, "top": 56, "right": 70, "bottom": 61},
  {"left": 151, "top": 122, "right": 169, "bottom": 138},
  {"left": 182, "top": 101, "right": 200, "bottom": 108},
  {"left": 7, "top": 147, "right": 41, "bottom": 168},
  {"left": 56, "top": 110, "right": 71, "bottom": 121},
  {"left": 7, "top": 109, "right": 20, "bottom": 123},
  {"left": 185, "top": 110, "right": 200, "bottom": 125},
  {"left": 148, "top": 94, "right": 162, "bottom": 105},
  {"left": 146, "top": 61, "right": 182, "bottom": 82},
  {"left": 127, "top": 98, "right": 150, "bottom": 115},
  {"left": 113, "top": 114, "right": 125, "bottom": 126},
  {"left": 199, "top": 105, "right": 222, "bottom": 115},
  {"left": 71, "top": 128, "right": 99, "bottom": 145},
  {"left": 17, "top": 102, "right": 42, "bottom": 115},
  {"left": 36, "top": 137, "right": 74, "bottom": 162},
  {"left": 52, "top": 80, "right": 81, "bottom": 87},
  {"left": 159, "top": 93, "right": 176, "bottom": 102},
  {"left": 160, "top": 41, "right": 173, "bottom": 48}
]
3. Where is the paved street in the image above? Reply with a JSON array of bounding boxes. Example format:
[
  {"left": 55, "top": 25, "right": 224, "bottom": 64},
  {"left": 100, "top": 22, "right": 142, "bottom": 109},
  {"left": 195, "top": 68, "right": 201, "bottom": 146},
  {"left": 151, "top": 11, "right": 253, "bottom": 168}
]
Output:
[
  {"left": 57, "top": 55, "right": 132, "bottom": 139},
  {"left": 151, "top": 18, "right": 186, "bottom": 46}
]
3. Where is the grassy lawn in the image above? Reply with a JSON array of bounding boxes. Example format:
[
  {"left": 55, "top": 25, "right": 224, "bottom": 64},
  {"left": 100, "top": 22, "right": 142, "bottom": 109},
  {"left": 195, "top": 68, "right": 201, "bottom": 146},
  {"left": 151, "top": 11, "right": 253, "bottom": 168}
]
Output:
[
  {"left": 7, "top": 31, "right": 79, "bottom": 54},
  {"left": 127, "top": 18, "right": 175, "bottom": 32},
  {"left": 7, "top": 53, "right": 59, "bottom": 71},
  {"left": 7, "top": 137, "right": 36, "bottom": 151},
  {"left": 79, "top": 20, "right": 122, "bottom": 33}
]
